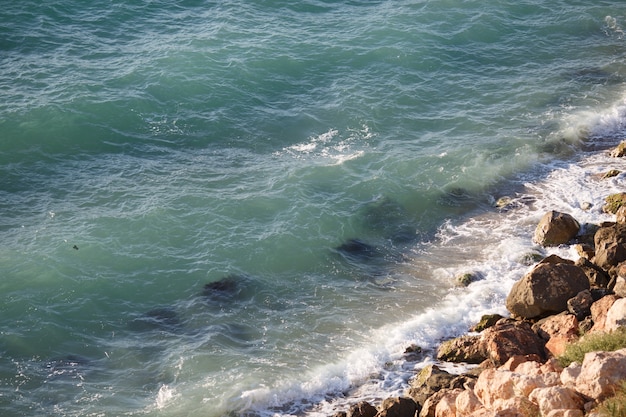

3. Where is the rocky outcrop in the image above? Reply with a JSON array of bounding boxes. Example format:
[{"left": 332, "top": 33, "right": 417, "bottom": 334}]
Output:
[
  {"left": 533, "top": 211, "right": 580, "bottom": 246},
  {"left": 592, "top": 223, "right": 626, "bottom": 271},
  {"left": 575, "top": 348, "right": 626, "bottom": 401},
  {"left": 377, "top": 397, "right": 418, "bottom": 417},
  {"left": 505, "top": 261, "right": 590, "bottom": 319}
]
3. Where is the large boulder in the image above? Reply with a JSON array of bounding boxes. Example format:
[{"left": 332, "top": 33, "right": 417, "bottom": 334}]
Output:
[
  {"left": 603, "top": 193, "right": 626, "bottom": 214},
  {"left": 480, "top": 321, "right": 546, "bottom": 366},
  {"left": 590, "top": 294, "right": 619, "bottom": 333},
  {"left": 506, "top": 262, "right": 590, "bottom": 319},
  {"left": 575, "top": 348, "right": 626, "bottom": 401},
  {"left": 533, "top": 314, "right": 579, "bottom": 357},
  {"left": 593, "top": 223, "right": 626, "bottom": 270},
  {"left": 533, "top": 211, "right": 580, "bottom": 246},
  {"left": 527, "top": 386, "right": 585, "bottom": 417}
]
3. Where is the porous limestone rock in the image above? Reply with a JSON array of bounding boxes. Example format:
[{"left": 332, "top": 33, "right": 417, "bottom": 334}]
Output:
[
  {"left": 590, "top": 295, "right": 619, "bottom": 333},
  {"left": 575, "top": 348, "right": 626, "bottom": 401},
  {"left": 534, "top": 313, "right": 579, "bottom": 357},
  {"left": 528, "top": 386, "right": 585, "bottom": 417},
  {"left": 481, "top": 321, "right": 546, "bottom": 366},
  {"left": 604, "top": 297, "right": 626, "bottom": 331}
]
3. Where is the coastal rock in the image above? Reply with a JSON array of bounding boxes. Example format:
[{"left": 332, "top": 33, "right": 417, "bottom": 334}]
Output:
[
  {"left": 528, "top": 386, "right": 585, "bottom": 417},
  {"left": 377, "top": 397, "right": 418, "bottom": 417},
  {"left": 436, "top": 335, "right": 486, "bottom": 364},
  {"left": 601, "top": 169, "right": 621, "bottom": 178},
  {"left": 603, "top": 193, "right": 626, "bottom": 214},
  {"left": 505, "top": 262, "right": 590, "bottom": 319},
  {"left": 609, "top": 141, "right": 626, "bottom": 157},
  {"left": 407, "top": 365, "right": 456, "bottom": 406},
  {"left": 546, "top": 410, "right": 583, "bottom": 417},
  {"left": 592, "top": 223, "right": 626, "bottom": 270},
  {"left": 433, "top": 388, "right": 463, "bottom": 417},
  {"left": 473, "top": 368, "right": 539, "bottom": 415},
  {"left": 575, "top": 258, "right": 610, "bottom": 289},
  {"left": 499, "top": 354, "right": 544, "bottom": 372},
  {"left": 604, "top": 297, "right": 626, "bottom": 331},
  {"left": 617, "top": 206, "right": 626, "bottom": 224},
  {"left": 614, "top": 275, "right": 626, "bottom": 297},
  {"left": 470, "top": 314, "right": 504, "bottom": 332},
  {"left": 347, "top": 401, "right": 378, "bottom": 417},
  {"left": 420, "top": 389, "right": 460, "bottom": 417},
  {"left": 575, "top": 348, "right": 626, "bottom": 401},
  {"left": 574, "top": 244, "right": 595, "bottom": 260},
  {"left": 533, "top": 211, "right": 580, "bottom": 246},
  {"left": 590, "top": 295, "right": 619, "bottom": 333},
  {"left": 566, "top": 290, "right": 594, "bottom": 321},
  {"left": 560, "top": 362, "right": 581, "bottom": 389},
  {"left": 533, "top": 314, "right": 579, "bottom": 357},
  {"left": 455, "top": 388, "right": 483, "bottom": 416},
  {"left": 480, "top": 321, "right": 546, "bottom": 366}
]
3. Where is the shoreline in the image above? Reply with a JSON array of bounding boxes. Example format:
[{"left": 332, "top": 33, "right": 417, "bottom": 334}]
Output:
[{"left": 320, "top": 139, "right": 626, "bottom": 417}]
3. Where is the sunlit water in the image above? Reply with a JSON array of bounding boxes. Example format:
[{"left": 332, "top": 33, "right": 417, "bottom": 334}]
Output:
[{"left": 1, "top": 1, "right": 626, "bottom": 416}]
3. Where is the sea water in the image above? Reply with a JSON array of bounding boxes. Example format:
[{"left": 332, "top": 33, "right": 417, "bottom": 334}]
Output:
[{"left": 1, "top": 1, "right": 626, "bottom": 416}]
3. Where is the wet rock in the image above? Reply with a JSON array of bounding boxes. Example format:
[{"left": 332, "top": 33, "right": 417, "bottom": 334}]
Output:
[
  {"left": 603, "top": 192, "right": 626, "bottom": 214},
  {"left": 202, "top": 274, "right": 244, "bottom": 296},
  {"left": 128, "top": 306, "right": 181, "bottom": 332},
  {"left": 601, "top": 169, "right": 621, "bottom": 178},
  {"left": 377, "top": 397, "right": 418, "bottom": 417},
  {"left": 481, "top": 320, "right": 546, "bottom": 366},
  {"left": 506, "top": 262, "right": 590, "bottom": 319},
  {"left": 470, "top": 314, "right": 505, "bottom": 332},
  {"left": 403, "top": 344, "right": 424, "bottom": 361},
  {"left": 335, "top": 239, "right": 378, "bottom": 260},
  {"left": 533, "top": 211, "right": 580, "bottom": 247},
  {"left": 455, "top": 271, "right": 483, "bottom": 287},
  {"left": 609, "top": 141, "right": 626, "bottom": 157},
  {"left": 347, "top": 401, "right": 377, "bottom": 417}
]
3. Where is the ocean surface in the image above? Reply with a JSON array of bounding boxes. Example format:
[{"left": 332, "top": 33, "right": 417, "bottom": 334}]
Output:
[{"left": 2, "top": 1, "right": 626, "bottom": 416}]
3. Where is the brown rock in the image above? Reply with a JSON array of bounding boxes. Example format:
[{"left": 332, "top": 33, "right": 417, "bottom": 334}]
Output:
[
  {"left": 574, "top": 243, "right": 595, "bottom": 260},
  {"left": 593, "top": 223, "right": 626, "bottom": 271},
  {"left": 480, "top": 321, "right": 546, "bottom": 366},
  {"left": 575, "top": 348, "right": 626, "bottom": 401},
  {"left": 575, "top": 257, "right": 610, "bottom": 289},
  {"left": 533, "top": 211, "right": 580, "bottom": 246},
  {"left": 617, "top": 206, "right": 626, "bottom": 224},
  {"left": 534, "top": 314, "right": 579, "bottom": 357},
  {"left": 437, "top": 335, "right": 487, "bottom": 364},
  {"left": 505, "top": 262, "right": 590, "bottom": 319},
  {"left": 603, "top": 192, "right": 626, "bottom": 214},
  {"left": 473, "top": 368, "right": 539, "bottom": 414},
  {"left": 528, "top": 386, "right": 585, "bottom": 416},
  {"left": 609, "top": 141, "right": 626, "bottom": 157},
  {"left": 601, "top": 168, "right": 621, "bottom": 178},
  {"left": 407, "top": 365, "right": 456, "bottom": 406},
  {"left": 546, "top": 410, "right": 584, "bottom": 417},
  {"left": 590, "top": 294, "right": 619, "bottom": 333},
  {"left": 348, "top": 401, "right": 378, "bottom": 417},
  {"left": 471, "top": 314, "right": 505, "bottom": 332},
  {"left": 498, "top": 354, "right": 544, "bottom": 372},
  {"left": 377, "top": 397, "right": 418, "bottom": 417},
  {"left": 614, "top": 275, "right": 626, "bottom": 297},
  {"left": 567, "top": 289, "right": 594, "bottom": 321}
]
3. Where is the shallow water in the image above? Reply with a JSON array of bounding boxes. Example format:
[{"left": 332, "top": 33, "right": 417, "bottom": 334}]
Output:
[{"left": 1, "top": 1, "right": 626, "bottom": 416}]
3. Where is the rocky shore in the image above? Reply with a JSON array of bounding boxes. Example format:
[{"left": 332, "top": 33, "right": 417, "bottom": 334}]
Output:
[{"left": 327, "top": 142, "right": 626, "bottom": 417}]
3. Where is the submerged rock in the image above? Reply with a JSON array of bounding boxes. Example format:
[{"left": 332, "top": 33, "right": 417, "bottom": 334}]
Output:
[
  {"left": 603, "top": 192, "right": 626, "bottom": 214},
  {"left": 335, "top": 239, "right": 378, "bottom": 260},
  {"left": 128, "top": 306, "right": 182, "bottom": 332}
]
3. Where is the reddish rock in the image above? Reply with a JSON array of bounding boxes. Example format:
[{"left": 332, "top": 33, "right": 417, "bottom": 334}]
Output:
[
  {"left": 533, "top": 211, "right": 580, "bottom": 246},
  {"left": 407, "top": 365, "right": 456, "bottom": 406},
  {"left": 377, "top": 397, "right": 418, "bottom": 417},
  {"left": 575, "top": 348, "right": 626, "bottom": 401},
  {"left": 498, "top": 354, "right": 544, "bottom": 372},
  {"left": 433, "top": 389, "right": 463, "bottom": 417},
  {"left": 617, "top": 206, "right": 626, "bottom": 224},
  {"left": 534, "top": 314, "right": 579, "bottom": 357},
  {"left": 590, "top": 295, "right": 619, "bottom": 333},
  {"left": 481, "top": 321, "right": 546, "bottom": 366},
  {"left": 455, "top": 389, "right": 482, "bottom": 416},
  {"left": 420, "top": 389, "right": 459, "bottom": 417},
  {"left": 506, "top": 262, "right": 590, "bottom": 319}
]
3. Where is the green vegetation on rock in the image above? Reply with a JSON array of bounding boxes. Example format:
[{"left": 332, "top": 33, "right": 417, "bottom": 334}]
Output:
[{"left": 557, "top": 328, "right": 626, "bottom": 368}]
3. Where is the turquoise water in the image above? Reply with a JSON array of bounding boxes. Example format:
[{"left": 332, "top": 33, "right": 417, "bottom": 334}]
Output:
[{"left": 2, "top": 1, "right": 626, "bottom": 416}]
